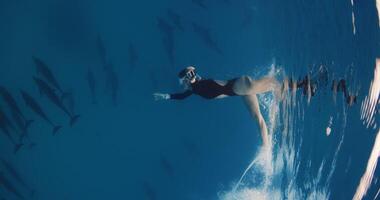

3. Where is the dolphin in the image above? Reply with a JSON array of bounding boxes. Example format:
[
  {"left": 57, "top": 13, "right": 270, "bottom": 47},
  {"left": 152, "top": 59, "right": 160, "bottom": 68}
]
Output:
[
  {"left": 192, "top": 23, "right": 223, "bottom": 55},
  {"left": 162, "top": 35, "right": 175, "bottom": 66},
  {"left": 33, "top": 77, "right": 79, "bottom": 126},
  {"left": 9, "top": 109, "right": 35, "bottom": 148},
  {"left": 157, "top": 17, "right": 175, "bottom": 65},
  {"left": 157, "top": 17, "right": 174, "bottom": 66},
  {"left": 0, "top": 107, "right": 23, "bottom": 153},
  {"left": 157, "top": 17, "right": 174, "bottom": 36},
  {"left": 20, "top": 90, "right": 61, "bottom": 134},
  {"left": 104, "top": 64, "right": 119, "bottom": 106},
  {"left": 10, "top": 110, "right": 26, "bottom": 135},
  {"left": 32, "top": 56, "right": 67, "bottom": 98},
  {"left": 86, "top": 68, "right": 97, "bottom": 104},
  {"left": 142, "top": 182, "right": 156, "bottom": 200},
  {"left": 0, "top": 172, "right": 24, "bottom": 199},
  {"left": 97, "top": 34, "right": 107, "bottom": 67},
  {"left": 128, "top": 43, "right": 138, "bottom": 72},
  {"left": 159, "top": 155, "right": 174, "bottom": 177},
  {"left": 182, "top": 138, "right": 201, "bottom": 158},
  {"left": 242, "top": 7, "right": 254, "bottom": 29},
  {"left": 167, "top": 9, "right": 184, "bottom": 32},
  {"left": 62, "top": 89, "right": 75, "bottom": 115},
  {"left": 0, "top": 159, "right": 34, "bottom": 196},
  {"left": 191, "top": 0, "right": 207, "bottom": 9},
  {"left": 0, "top": 86, "right": 33, "bottom": 129}
]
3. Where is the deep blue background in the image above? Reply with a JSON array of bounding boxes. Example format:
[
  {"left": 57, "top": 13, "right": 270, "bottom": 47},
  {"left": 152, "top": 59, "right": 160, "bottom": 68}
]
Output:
[{"left": 0, "top": 0, "right": 379, "bottom": 199}]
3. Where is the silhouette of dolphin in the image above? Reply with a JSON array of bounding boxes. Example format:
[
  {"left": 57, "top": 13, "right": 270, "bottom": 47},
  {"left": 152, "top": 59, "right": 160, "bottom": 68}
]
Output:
[
  {"left": 33, "top": 56, "right": 68, "bottom": 99},
  {"left": 86, "top": 68, "right": 97, "bottom": 104},
  {"left": 33, "top": 77, "right": 79, "bottom": 126},
  {"left": 142, "top": 182, "right": 156, "bottom": 200},
  {"left": 160, "top": 155, "right": 174, "bottom": 177},
  {"left": 1, "top": 159, "right": 35, "bottom": 197},
  {"left": 157, "top": 17, "right": 175, "bottom": 66},
  {"left": 97, "top": 34, "right": 107, "bottom": 67},
  {"left": 0, "top": 86, "right": 33, "bottom": 129},
  {"left": 104, "top": 63, "right": 119, "bottom": 106},
  {"left": 0, "top": 107, "right": 23, "bottom": 153},
  {"left": 191, "top": 0, "right": 207, "bottom": 9},
  {"left": 192, "top": 23, "right": 223, "bottom": 55},
  {"left": 128, "top": 43, "right": 139, "bottom": 72},
  {"left": 0, "top": 172, "right": 25, "bottom": 199},
  {"left": 20, "top": 90, "right": 61, "bottom": 134},
  {"left": 167, "top": 9, "right": 184, "bottom": 31}
]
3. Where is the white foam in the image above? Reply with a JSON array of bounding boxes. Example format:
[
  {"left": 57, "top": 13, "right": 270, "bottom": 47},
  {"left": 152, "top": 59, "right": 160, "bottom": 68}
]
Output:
[
  {"left": 219, "top": 65, "right": 336, "bottom": 200},
  {"left": 352, "top": 12, "right": 356, "bottom": 35},
  {"left": 353, "top": 129, "right": 380, "bottom": 200},
  {"left": 361, "top": 59, "right": 380, "bottom": 129},
  {"left": 353, "top": 58, "right": 380, "bottom": 200},
  {"left": 220, "top": 187, "right": 281, "bottom": 200},
  {"left": 326, "top": 116, "right": 333, "bottom": 136},
  {"left": 351, "top": 0, "right": 356, "bottom": 35}
]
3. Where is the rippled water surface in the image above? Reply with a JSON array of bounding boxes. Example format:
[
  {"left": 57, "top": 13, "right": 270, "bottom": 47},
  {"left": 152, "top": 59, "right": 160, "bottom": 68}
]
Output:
[{"left": 0, "top": 0, "right": 379, "bottom": 199}]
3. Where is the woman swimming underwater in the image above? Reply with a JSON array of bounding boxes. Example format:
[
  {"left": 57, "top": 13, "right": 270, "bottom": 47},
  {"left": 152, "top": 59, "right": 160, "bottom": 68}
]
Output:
[
  {"left": 153, "top": 66, "right": 283, "bottom": 146},
  {"left": 153, "top": 66, "right": 358, "bottom": 147}
]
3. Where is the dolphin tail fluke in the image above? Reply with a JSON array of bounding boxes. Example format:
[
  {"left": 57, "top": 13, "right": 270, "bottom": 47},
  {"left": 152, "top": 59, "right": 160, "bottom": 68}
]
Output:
[
  {"left": 215, "top": 46, "right": 224, "bottom": 56},
  {"left": 53, "top": 125, "right": 62, "bottom": 135},
  {"left": 30, "top": 189, "right": 36, "bottom": 198},
  {"left": 25, "top": 119, "right": 34, "bottom": 129},
  {"left": 13, "top": 143, "right": 23, "bottom": 154},
  {"left": 70, "top": 115, "right": 80, "bottom": 127}
]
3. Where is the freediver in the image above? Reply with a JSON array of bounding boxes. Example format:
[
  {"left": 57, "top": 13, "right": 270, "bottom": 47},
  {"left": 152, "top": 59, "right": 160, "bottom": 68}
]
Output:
[{"left": 153, "top": 66, "right": 283, "bottom": 147}]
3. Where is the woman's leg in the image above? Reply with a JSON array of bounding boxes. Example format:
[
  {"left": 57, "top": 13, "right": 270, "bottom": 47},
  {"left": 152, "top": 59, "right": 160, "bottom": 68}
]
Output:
[
  {"left": 232, "top": 75, "right": 283, "bottom": 147},
  {"left": 243, "top": 94, "right": 269, "bottom": 146},
  {"left": 232, "top": 76, "right": 282, "bottom": 98}
]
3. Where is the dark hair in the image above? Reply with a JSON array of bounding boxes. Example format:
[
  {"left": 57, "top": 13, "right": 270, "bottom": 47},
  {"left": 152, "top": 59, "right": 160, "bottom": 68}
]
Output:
[
  {"left": 178, "top": 67, "right": 195, "bottom": 78},
  {"left": 178, "top": 69, "right": 188, "bottom": 78}
]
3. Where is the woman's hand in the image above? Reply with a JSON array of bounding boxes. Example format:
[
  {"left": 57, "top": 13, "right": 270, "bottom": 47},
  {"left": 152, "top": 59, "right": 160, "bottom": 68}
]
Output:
[{"left": 153, "top": 93, "right": 170, "bottom": 101}]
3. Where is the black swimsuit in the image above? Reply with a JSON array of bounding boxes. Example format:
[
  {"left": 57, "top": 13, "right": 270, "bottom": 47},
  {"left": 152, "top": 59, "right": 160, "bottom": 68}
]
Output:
[
  {"left": 170, "top": 79, "right": 238, "bottom": 100},
  {"left": 170, "top": 76, "right": 357, "bottom": 105}
]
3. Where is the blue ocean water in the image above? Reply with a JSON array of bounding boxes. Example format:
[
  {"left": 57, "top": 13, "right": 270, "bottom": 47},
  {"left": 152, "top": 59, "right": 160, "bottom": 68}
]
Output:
[{"left": 0, "top": 0, "right": 379, "bottom": 199}]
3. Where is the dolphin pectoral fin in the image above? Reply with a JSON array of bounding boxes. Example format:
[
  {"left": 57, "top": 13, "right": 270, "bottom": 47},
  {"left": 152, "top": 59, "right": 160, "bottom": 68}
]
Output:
[
  {"left": 29, "top": 142, "right": 36, "bottom": 149},
  {"left": 30, "top": 189, "right": 36, "bottom": 198},
  {"left": 70, "top": 115, "right": 80, "bottom": 127},
  {"left": 13, "top": 143, "right": 23, "bottom": 154},
  {"left": 53, "top": 125, "right": 62, "bottom": 135}
]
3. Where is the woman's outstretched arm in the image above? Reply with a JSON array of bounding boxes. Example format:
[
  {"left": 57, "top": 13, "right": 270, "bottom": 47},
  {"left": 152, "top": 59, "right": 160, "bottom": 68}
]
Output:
[{"left": 153, "top": 90, "right": 193, "bottom": 100}]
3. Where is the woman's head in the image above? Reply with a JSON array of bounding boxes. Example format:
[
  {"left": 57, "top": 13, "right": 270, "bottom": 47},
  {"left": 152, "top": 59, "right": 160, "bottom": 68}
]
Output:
[{"left": 178, "top": 66, "right": 199, "bottom": 88}]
